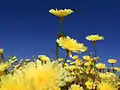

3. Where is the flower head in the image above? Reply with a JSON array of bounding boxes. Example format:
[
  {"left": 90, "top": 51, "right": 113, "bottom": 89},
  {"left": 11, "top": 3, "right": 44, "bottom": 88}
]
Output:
[
  {"left": 84, "top": 61, "right": 91, "bottom": 66},
  {"left": 0, "top": 48, "right": 4, "bottom": 55},
  {"left": 108, "top": 59, "right": 117, "bottom": 64},
  {"left": 58, "top": 58, "right": 64, "bottom": 62},
  {"left": 83, "top": 55, "right": 91, "bottom": 61},
  {"left": 96, "top": 63, "right": 106, "bottom": 69},
  {"left": 68, "top": 65, "right": 77, "bottom": 71},
  {"left": 114, "top": 67, "right": 120, "bottom": 72},
  {"left": 0, "top": 62, "right": 10, "bottom": 72},
  {"left": 24, "top": 61, "right": 65, "bottom": 90},
  {"left": 38, "top": 55, "right": 50, "bottom": 62},
  {"left": 70, "top": 61, "right": 76, "bottom": 65},
  {"left": 49, "top": 8, "right": 74, "bottom": 18},
  {"left": 66, "top": 60, "right": 71, "bottom": 63},
  {"left": 72, "top": 55, "right": 79, "bottom": 60},
  {"left": 57, "top": 36, "right": 87, "bottom": 53},
  {"left": 86, "top": 34, "right": 104, "bottom": 41},
  {"left": 85, "top": 80, "right": 96, "bottom": 89}
]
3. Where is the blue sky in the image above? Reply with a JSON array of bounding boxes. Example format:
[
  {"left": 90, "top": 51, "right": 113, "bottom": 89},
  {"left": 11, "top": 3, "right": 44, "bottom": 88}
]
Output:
[{"left": 0, "top": 0, "right": 120, "bottom": 66}]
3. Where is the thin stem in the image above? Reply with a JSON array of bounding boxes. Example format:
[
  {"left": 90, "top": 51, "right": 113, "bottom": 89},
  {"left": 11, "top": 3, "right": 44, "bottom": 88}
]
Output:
[
  {"left": 63, "top": 50, "right": 69, "bottom": 67},
  {"left": 111, "top": 63, "right": 115, "bottom": 73},
  {"left": 55, "top": 42, "right": 59, "bottom": 60},
  {"left": 90, "top": 52, "right": 92, "bottom": 58},
  {"left": 55, "top": 17, "right": 63, "bottom": 60},
  {"left": 112, "top": 63, "right": 114, "bottom": 67},
  {"left": 59, "top": 17, "right": 63, "bottom": 33},
  {"left": 93, "top": 41, "right": 97, "bottom": 57},
  {"left": 0, "top": 54, "right": 4, "bottom": 63}
]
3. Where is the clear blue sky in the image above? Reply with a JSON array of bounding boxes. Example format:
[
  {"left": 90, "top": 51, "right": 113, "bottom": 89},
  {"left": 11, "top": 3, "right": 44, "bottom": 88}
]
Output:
[{"left": 0, "top": 0, "right": 120, "bottom": 66}]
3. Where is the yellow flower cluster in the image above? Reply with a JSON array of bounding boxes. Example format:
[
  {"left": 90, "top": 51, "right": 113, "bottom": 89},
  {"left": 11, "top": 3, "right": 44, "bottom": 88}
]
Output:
[
  {"left": 0, "top": 8, "right": 119, "bottom": 90},
  {"left": 0, "top": 60, "right": 65, "bottom": 90}
]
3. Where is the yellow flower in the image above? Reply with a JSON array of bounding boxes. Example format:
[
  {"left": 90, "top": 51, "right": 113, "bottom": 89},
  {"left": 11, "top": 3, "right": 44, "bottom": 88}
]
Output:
[
  {"left": 23, "top": 61, "right": 65, "bottom": 90},
  {"left": 99, "top": 73, "right": 107, "bottom": 79},
  {"left": 0, "top": 74, "right": 30, "bottom": 90},
  {"left": 10, "top": 59, "right": 17, "bottom": 64},
  {"left": 85, "top": 67, "right": 95, "bottom": 74},
  {"left": 69, "top": 84, "right": 83, "bottom": 90},
  {"left": 96, "top": 63, "right": 106, "bottom": 69},
  {"left": 66, "top": 60, "right": 71, "bottom": 63},
  {"left": 75, "top": 59, "right": 82, "bottom": 63},
  {"left": 97, "top": 82, "right": 118, "bottom": 90},
  {"left": 84, "top": 61, "right": 91, "bottom": 66},
  {"left": 114, "top": 67, "right": 120, "bottom": 72},
  {"left": 108, "top": 59, "right": 117, "bottom": 64},
  {"left": 68, "top": 65, "right": 77, "bottom": 71},
  {"left": 99, "top": 72, "right": 118, "bottom": 83},
  {"left": 85, "top": 80, "right": 96, "bottom": 89},
  {"left": 57, "top": 36, "right": 87, "bottom": 53},
  {"left": 38, "top": 55, "right": 50, "bottom": 62},
  {"left": 19, "top": 59, "right": 23, "bottom": 64},
  {"left": 105, "top": 72, "right": 118, "bottom": 81},
  {"left": 49, "top": 8, "right": 74, "bottom": 17},
  {"left": 13, "top": 56, "right": 17, "bottom": 59},
  {"left": 0, "top": 62, "right": 10, "bottom": 72},
  {"left": 83, "top": 55, "right": 91, "bottom": 61},
  {"left": 64, "top": 63, "right": 69, "bottom": 67},
  {"left": 75, "top": 60, "right": 82, "bottom": 66},
  {"left": 70, "top": 61, "right": 76, "bottom": 65},
  {"left": 58, "top": 58, "right": 64, "bottom": 62},
  {"left": 72, "top": 55, "right": 79, "bottom": 60},
  {"left": 25, "top": 59, "right": 30, "bottom": 62},
  {"left": 0, "top": 48, "right": 3, "bottom": 55},
  {"left": 86, "top": 34, "right": 104, "bottom": 41}
]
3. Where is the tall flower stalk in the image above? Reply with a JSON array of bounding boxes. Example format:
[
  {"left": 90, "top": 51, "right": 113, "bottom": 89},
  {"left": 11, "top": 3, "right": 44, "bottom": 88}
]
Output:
[
  {"left": 49, "top": 8, "right": 74, "bottom": 60},
  {"left": 56, "top": 17, "right": 64, "bottom": 60},
  {"left": 86, "top": 34, "right": 104, "bottom": 57}
]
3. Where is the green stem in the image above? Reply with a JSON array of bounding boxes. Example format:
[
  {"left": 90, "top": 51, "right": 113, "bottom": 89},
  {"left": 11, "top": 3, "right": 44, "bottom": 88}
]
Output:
[
  {"left": 111, "top": 63, "right": 114, "bottom": 67},
  {"left": 59, "top": 17, "right": 63, "bottom": 33},
  {"left": 32, "top": 56, "right": 36, "bottom": 62},
  {"left": 111, "top": 63, "right": 115, "bottom": 73},
  {"left": 56, "top": 42, "right": 59, "bottom": 60},
  {"left": 0, "top": 54, "right": 5, "bottom": 63},
  {"left": 93, "top": 41, "right": 97, "bottom": 57},
  {"left": 63, "top": 50, "right": 69, "bottom": 67},
  {"left": 90, "top": 52, "right": 92, "bottom": 58},
  {"left": 55, "top": 17, "right": 63, "bottom": 60}
]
